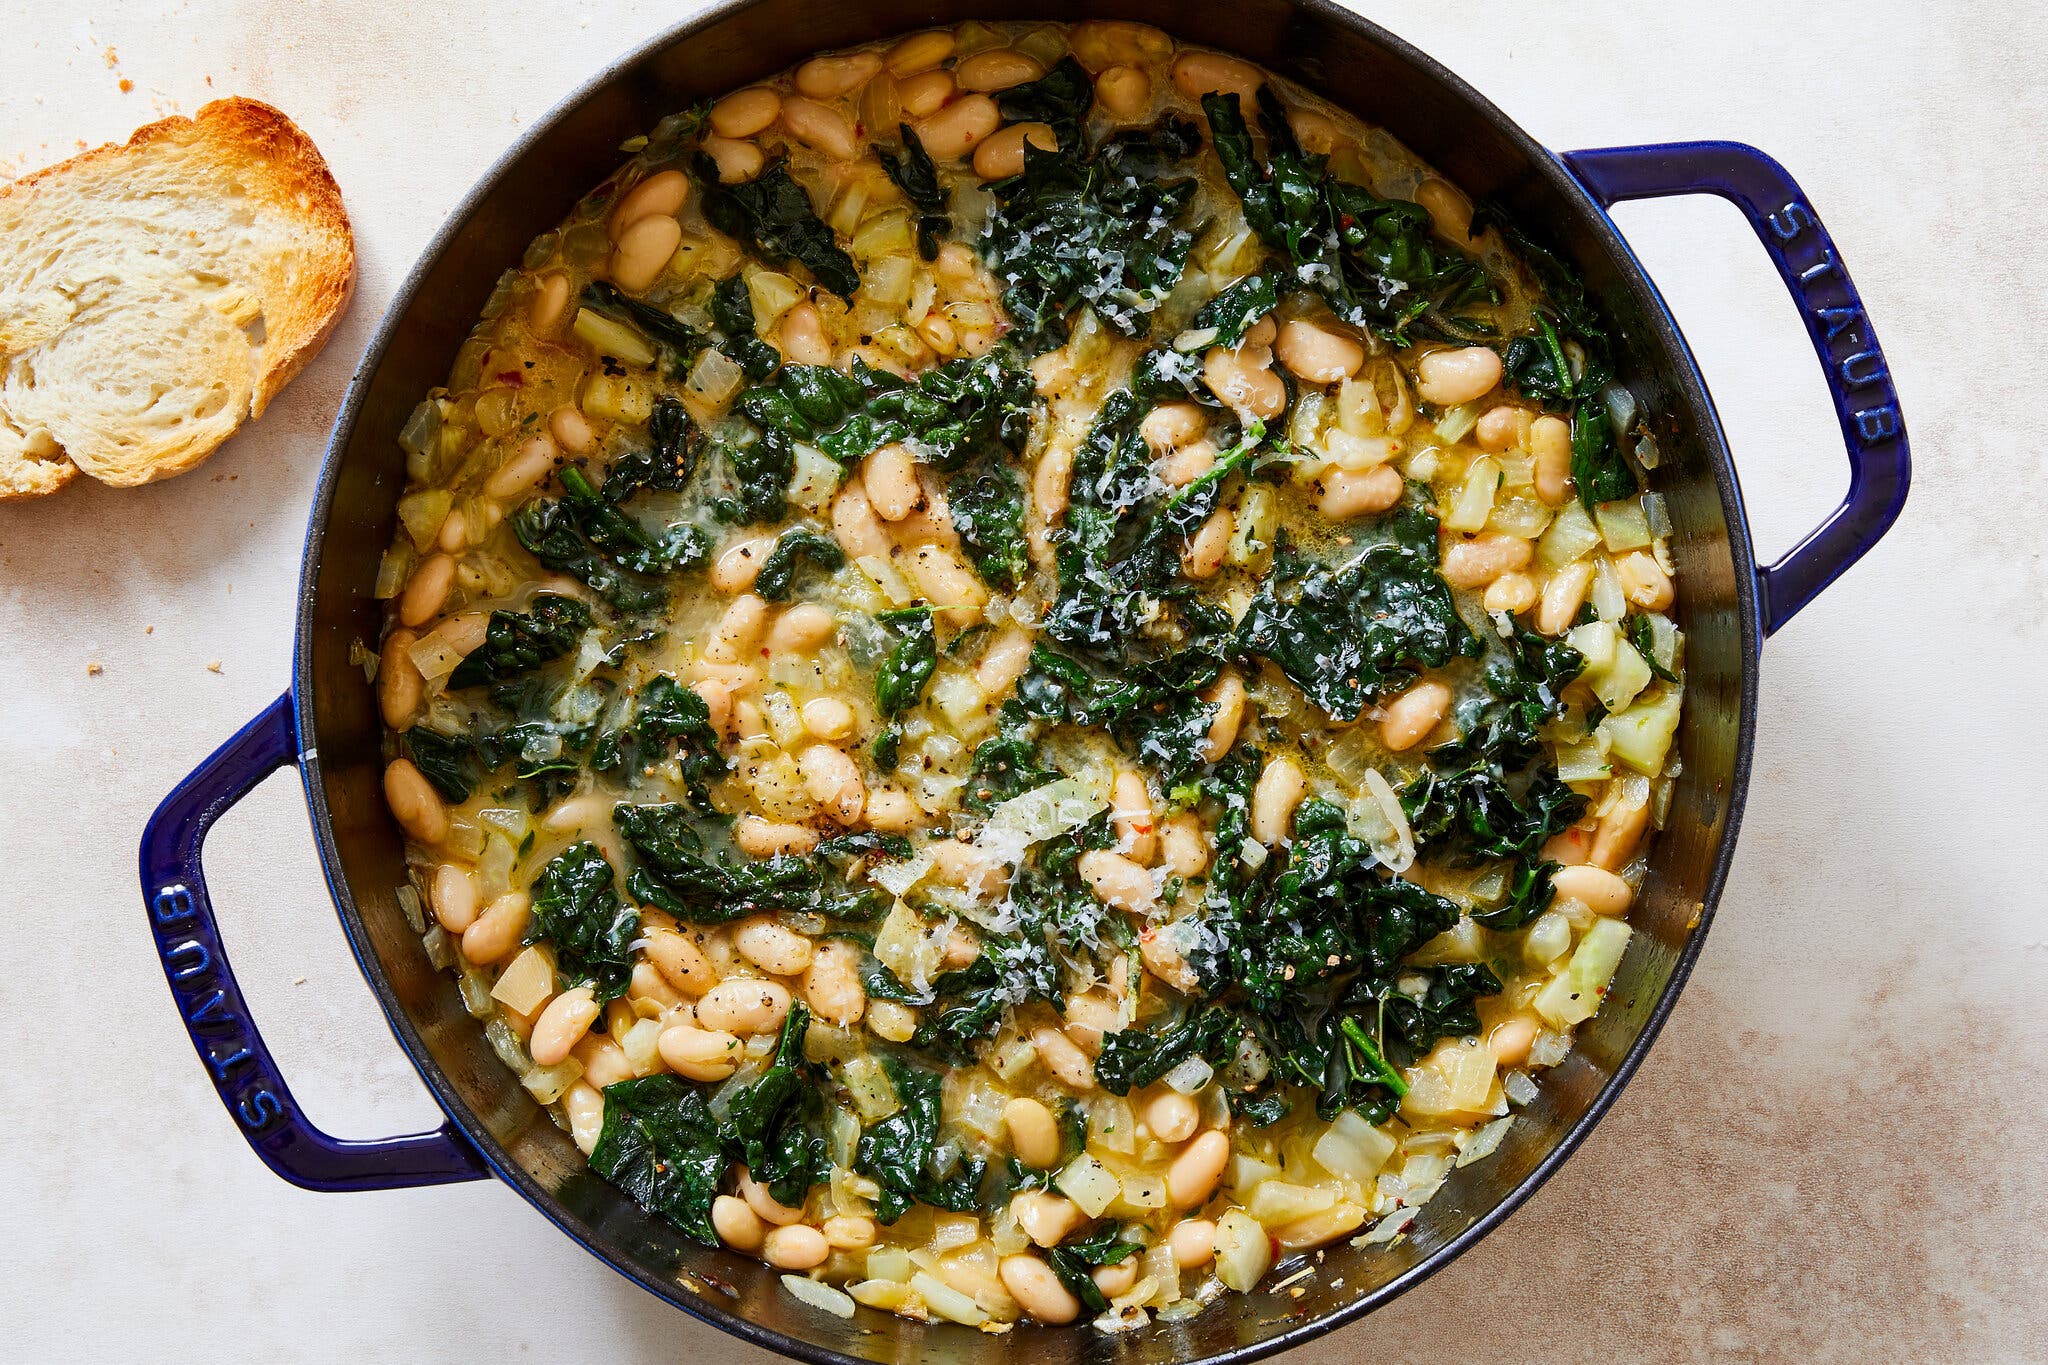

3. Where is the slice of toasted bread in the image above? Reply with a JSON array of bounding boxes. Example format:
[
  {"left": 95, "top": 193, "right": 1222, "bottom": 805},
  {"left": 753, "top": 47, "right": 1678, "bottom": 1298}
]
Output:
[{"left": 0, "top": 97, "right": 354, "bottom": 499}]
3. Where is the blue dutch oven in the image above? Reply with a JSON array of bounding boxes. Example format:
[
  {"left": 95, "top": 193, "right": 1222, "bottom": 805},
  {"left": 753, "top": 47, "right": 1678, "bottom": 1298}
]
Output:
[{"left": 140, "top": 2, "right": 1908, "bottom": 1361}]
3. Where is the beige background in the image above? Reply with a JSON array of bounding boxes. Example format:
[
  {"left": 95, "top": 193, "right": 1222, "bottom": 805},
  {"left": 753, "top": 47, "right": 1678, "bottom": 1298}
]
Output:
[{"left": 3, "top": 1, "right": 2044, "bottom": 1360}]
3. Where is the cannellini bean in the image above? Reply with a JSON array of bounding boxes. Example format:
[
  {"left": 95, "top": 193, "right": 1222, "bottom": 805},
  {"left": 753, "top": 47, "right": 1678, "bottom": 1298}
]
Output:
[
  {"left": 823, "top": 1215, "right": 877, "bottom": 1249},
  {"left": 486, "top": 433, "right": 559, "bottom": 500},
  {"left": 1000, "top": 1255, "right": 1082, "bottom": 1324},
  {"left": 436, "top": 508, "right": 468, "bottom": 553},
  {"left": 1181, "top": 509, "right": 1233, "bottom": 580},
  {"left": 711, "top": 87, "right": 782, "bottom": 139},
  {"left": 762, "top": 1224, "right": 830, "bottom": 1270},
  {"left": 797, "top": 743, "right": 865, "bottom": 825},
  {"left": 1319, "top": 464, "right": 1403, "bottom": 520},
  {"left": 529, "top": 273, "right": 570, "bottom": 331},
  {"left": 767, "top": 602, "right": 838, "bottom": 654},
  {"left": 612, "top": 169, "right": 690, "bottom": 232},
  {"left": 1142, "top": 402, "right": 1206, "bottom": 453},
  {"left": 1140, "top": 930, "right": 1200, "bottom": 995},
  {"left": 735, "top": 915, "right": 816, "bottom": 976},
  {"left": 659, "top": 1023, "right": 743, "bottom": 1081},
  {"left": 904, "top": 543, "right": 987, "bottom": 626},
  {"left": 1094, "top": 65, "right": 1150, "bottom": 119},
  {"left": 705, "top": 593, "right": 772, "bottom": 663},
  {"left": 1110, "top": 770, "right": 1158, "bottom": 864},
  {"left": 778, "top": 301, "right": 832, "bottom": 367},
  {"left": 1203, "top": 342, "right": 1286, "bottom": 420},
  {"left": 1201, "top": 671, "right": 1246, "bottom": 762},
  {"left": 430, "top": 863, "right": 479, "bottom": 934},
  {"left": 1158, "top": 439, "right": 1217, "bottom": 487},
  {"left": 1276, "top": 319, "right": 1365, "bottom": 384},
  {"left": 610, "top": 213, "right": 681, "bottom": 294},
  {"left": 1289, "top": 108, "right": 1345, "bottom": 156},
  {"left": 803, "top": 940, "right": 867, "bottom": 1026},
  {"left": 1144, "top": 1088, "right": 1199, "bottom": 1144},
  {"left": 696, "top": 978, "right": 793, "bottom": 1035},
  {"left": 1552, "top": 863, "right": 1634, "bottom": 915},
  {"left": 1251, "top": 754, "right": 1308, "bottom": 845},
  {"left": 831, "top": 478, "right": 892, "bottom": 558},
  {"left": 739, "top": 1168, "right": 807, "bottom": 1225},
  {"left": 800, "top": 696, "right": 856, "bottom": 742},
  {"left": 896, "top": 69, "right": 956, "bottom": 118},
  {"left": 1159, "top": 813, "right": 1210, "bottom": 878},
  {"left": 1489, "top": 1016, "right": 1539, "bottom": 1068},
  {"left": 1093, "top": 1259, "right": 1140, "bottom": 1297},
  {"left": 886, "top": 29, "right": 955, "bottom": 76},
  {"left": 974, "top": 627, "right": 1035, "bottom": 697},
  {"left": 914, "top": 93, "right": 1001, "bottom": 160},
  {"left": 378, "top": 629, "right": 423, "bottom": 730},
  {"left": 1078, "top": 849, "right": 1157, "bottom": 915},
  {"left": 1033, "top": 439, "right": 1073, "bottom": 522},
  {"left": 1476, "top": 404, "right": 1523, "bottom": 453},
  {"left": 1616, "top": 551, "right": 1675, "bottom": 610},
  {"left": 692, "top": 678, "right": 737, "bottom": 738},
  {"left": 710, "top": 533, "right": 775, "bottom": 595},
  {"left": 573, "top": 1036, "right": 634, "bottom": 1092},
  {"left": 1592, "top": 797, "right": 1651, "bottom": 871},
  {"left": 1485, "top": 571, "right": 1539, "bottom": 614},
  {"left": 863, "top": 443, "right": 923, "bottom": 520},
  {"left": 866, "top": 999, "right": 918, "bottom": 1043},
  {"left": 780, "top": 96, "right": 858, "bottom": 161},
  {"left": 1537, "top": 562, "right": 1595, "bottom": 636},
  {"left": 1168, "top": 1130, "right": 1231, "bottom": 1208},
  {"left": 644, "top": 926, "right": 717, "bottom": 996},
  {"left": 862, "top": 786, "right": 923, "bottom": 832},
  {"left": 1381, "top": 680, "right": 1451, "bottom": 752},
  {"left": 702, "top": 133, "right": 764, "bottom": 184},
  {"left": 1004, "top": 1097, "right": 1062, "bottom": 1168},
  {"left": 973, "top": 121, "right": 1057, "bottom": 179},
  {"left": 548, "top": 405, "right": 595, "bottom": 455},
  {"left": 712, "top": 1194, "right": 766, "bottom": 1251},
  {"left": 795, "top": 51, "right": 882, "bottom": 100},
  {"left": 1415, "top": 177, "right": 1476, "bottom": 241},
  {"left": 734, "top": 816, "right": 820, "bottom": 857},
  {"left": 1172, "top": 50, "right": 1263, "bottom": 100},
  {"left": 1070, "top": 20, "right": 1172, "bottom": 69},
  {"left": 1169, "top": 1218, "right": 1218, "bottom": 1267},
  {"left": 629, "top": 962, "right": 684, "bottom": 1011},
  {"left": 1542, "top": 824, "right": 1594, "bottom": 867},
  {"left": 397, "top": 554, "right": 454, "bottom": 628},
  {"left": 1031, "top": 1025, "right": 1096, "bottom": 1090},
  {"left": 1441, "top": 532, "right": 1535, "bottom": 588},
  {"left": 1416, "top": 346, "right": 1505, "bottom": 406},
  {"left": 461, "top": 893, "right": 530, "bottom": 966},
  {"left": 530, "top": 987, "right": 599, "bottom": 1067},
  {"left": 1531, "top": 415, "right": 1573, "bottom": 506},
  {"left": 955, "top": 48, "right": 1043, "bottom": 92},
  {"left": 1011, "top": 1190, "right": 1084, "bottom": 1248},
  {"left": 565, "top": 1082, "right": 606, "bottom": 1155},
  {"left": 383, "top": 758, "right": 446, "bottom": 844}
]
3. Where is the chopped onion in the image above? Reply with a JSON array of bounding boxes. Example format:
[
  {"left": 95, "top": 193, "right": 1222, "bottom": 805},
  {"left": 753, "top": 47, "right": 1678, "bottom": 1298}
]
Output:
[
  {"left": 1602, "top": 383, "right": 1638, "bottom": 441},
  {"left": 422, "top": 925, "right": 455, "bottom": 971},
  {"left": 1591, "top": 556, "right": 1627, "bottom": 622},
  {"left": 398, "top": 398, "right": 445, "bottom": 479},
  {"left": 1356, "top": 769, "right": 1415, "bottom": 872},
  {"left": 1356, "top": 1206, "right": 1417, "bottom": 1246},
  {"left": 1213, "top": 1210, "right": 1272, "bottom": 1291},
  {"left": 1312, "top": 1109, "right": 1396, "bottom": 1184},
  {"left": 491, "top": 946, "right": 555, "bottom": 1014},
  {"left": 1162, "top": 1054, "right": 1214, "bottom": 1095},
  {"left": 909, "top": 1271, "right": 986, "bottom": 1326},
  {"left": 975, "top": 776, "right": 1108, "bottom": 868},
  {"left": 1502, "top": 1068, "right": 1539, "bottom": 1106},
  {"left": 521, "top": 1057, "right": 582, "bottom": 1104},
  {"left": 782, "top": 1275, "right": 855, "bottom": 1319},
  {"left": 684, "top": 346, "right": 744, "bottom": 419},
  {"left": 746, "top": 268, "right": 804, "bottom": 326},
  {"left": 396, "top": 489, "right": 451, "bottom": 552},
  {"left": 1595, "top": 498, "right": 1654, "bottom": 551},
  {"left": 1456, "top": 1116, "right": 1514, "bottom": 1168},
  {"left": 787, "top": 442, "right": 842, "bottom": 512},
  {"left": 1056, "top": 1153, "right": 1121, "bottom": 1218},
  {"left": 571, "top": 308, "right": 656, "bottom": 369},
  {"left": 1642, "top": 491, "right": 1672, "bottom": 539},
  {"left": 395, "top": 884, "right": 427, "bottom": 934},
  {"left": 1435, "top": 400, "right": 1481, "bottom": 444},
  {"left": 862, "top": 254, "right": 916, "bottom": 308},
  {"left": 1537, "top": 498, "right": 1603, "bottom": 569},
  {"left": 484, "top": 1018, "right": 532, "bottom": 1074},
  {"left": 373, "top": 542, "right": 413, "bottom": 601}
]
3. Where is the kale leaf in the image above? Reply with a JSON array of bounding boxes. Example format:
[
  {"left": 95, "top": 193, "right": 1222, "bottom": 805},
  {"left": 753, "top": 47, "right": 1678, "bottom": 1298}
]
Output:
[
  {"left": 1091, "top": 1007, "right": 1236, "bottom": 1096},
  {"left": 995, "top": 56, "right": 1094, "bottom": 146},
  {"left": 742, "top": 355, "right": 1034, "bottom": 473},
  {"left": 526, "top": 842, "right": 639, "bottom": 1001},
  {"left": 948, "top": 460, "right": 1029, "bottom": 591},
  {"left": 1235, "top": 501, "right": 1473, "bottom": 721},
  {"left": 591, "top": 675, "right": 729, "bottom": 802},
  {"left": 1191, "top": 272, "right": 1279, "bottom": 350},
  {"left": 402, "top": 727, "right": 481, "bottom": 804},
  {"left": 711, "top": 272, "right": 783, "bottom": 381},
  {"left": 727, "top": 1004, "right": 830, "bottom": 1206},
  {"left": 855, "top": 1057, "right": 986, "bottom": 1222},
  {"left": 875, "top": 606, "right": 938, "bottom": 717},
  {"left": 1202, "top": 90, "right": 1496, "bottom": 344},
  {"left": 1045, "top": 1222, "right": 1143, "bottom": 1314},
  {"left": 875, "top": 124, "right": 950, "bottom": 259},
  {"left": 695, "top": 157, "right": 860, "bottom": 298},
  {"left": 579, "top": 282, "right": 703, "bottom": 376},
  {"left": 604, "top": 396, "right": 697, "bottom": 503},
  {"left": 753, "top": 527, "right": 846, "bottom": 602},
  {"left": 614, "top": 802, "right": 885, "bottom": 923},
  {"left": 589, "top": 1075, "right": 727, "bottom": 1245},
  {"left": 447, "top": 594, "right": 591, "bottom": 689}
]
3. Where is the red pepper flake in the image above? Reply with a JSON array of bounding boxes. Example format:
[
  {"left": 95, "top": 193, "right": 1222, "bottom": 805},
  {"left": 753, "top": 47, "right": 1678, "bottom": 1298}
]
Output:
[{"left": 495, "top": 369, "right": 526, "bottom": 387}]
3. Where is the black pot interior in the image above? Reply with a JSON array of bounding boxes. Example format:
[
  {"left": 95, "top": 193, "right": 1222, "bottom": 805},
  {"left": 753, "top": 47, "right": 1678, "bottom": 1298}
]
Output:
[{"left": 297, "top": 3, "right": 1758, "bottom": 1361}]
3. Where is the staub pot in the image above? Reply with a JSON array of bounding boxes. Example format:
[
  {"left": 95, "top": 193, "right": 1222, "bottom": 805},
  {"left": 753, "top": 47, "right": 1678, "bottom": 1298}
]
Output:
[{"left": 141, "top": 3, "right": 1907, "bottom": 1362}]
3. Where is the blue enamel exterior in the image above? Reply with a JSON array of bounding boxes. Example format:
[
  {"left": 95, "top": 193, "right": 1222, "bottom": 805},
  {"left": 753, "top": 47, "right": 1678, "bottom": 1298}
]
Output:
[
  {"left": 1563, "top": 142, "right": 1911, "bottom": 634},
  {"left": 138, "top": 693, "right": 489, "bottom": 1192}
]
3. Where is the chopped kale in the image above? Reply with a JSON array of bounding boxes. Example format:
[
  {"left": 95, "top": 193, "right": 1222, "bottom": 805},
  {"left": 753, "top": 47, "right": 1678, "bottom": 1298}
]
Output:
[
  {"left": 579, "top": 282, "right": 703, "bottom": 376},
  {"left": 711, "top": 272, "right": 783, "bottom": 381},
  {"left": 614, "top": 802, "right": 886, "bottom": 923},
  {"left": 995, "top": 56, "right": 1094, "bottom": 146},
  {"left": 742, "top": 354, "right": 1034, "bottom": 473},
  {"left": 589, "top": 1075, "right": 726, "bottom": 1245},
  {"left": 875, "top": 124, "right": 950, "bottom": 259},
  {"left": 1091, "top": 1007, "right": 1236, "bottom": 1096},
  {"left": 874, "top": 606, "right": 938, "bottom": 717},
  {"left": 591, "top": 674, "right": 729, "bottom": 802},
  {"left": 727, "top": 1004, "right": 831, "bottom": 1206},
  {"left": 447, "top": 594, "right": 591, "bottom": 690},
  {"left": 1045, "top": 1222, "right": 1143, "bottom": 1314},
  {"left": 1190, "top": 272, "right": 1279, "bottom": 350},
  {"left": 752, "top": 527, "right": 846, "bottom": 602},
  {"left": 694, "top": 157, "right": 860, "bottom": 297},
  {"left": 948, "top": 460, "right": 1029, "bottom": 591},
  {"left": 526, "top": 842, "right": 639, "bottom": 1001},
  {"left": 402, "top": 726, "right": 481, "bottom": 804},
  {"left": 604, "top": 396, "right": 697, "bottom": 502},
  {"left": 856, "top": 1058, "right": 987, "bottom": 1223}
]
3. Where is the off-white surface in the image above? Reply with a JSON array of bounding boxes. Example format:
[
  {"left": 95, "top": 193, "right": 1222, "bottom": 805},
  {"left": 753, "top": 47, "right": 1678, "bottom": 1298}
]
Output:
[{"left": 2, "top": 2, "right": 2043, "bottom": 1360}]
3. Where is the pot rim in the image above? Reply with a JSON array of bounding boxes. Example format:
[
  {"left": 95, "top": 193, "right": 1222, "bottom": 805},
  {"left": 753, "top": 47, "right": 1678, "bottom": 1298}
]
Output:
[{"left": 294, "top": 2, "right": 1761, "bottom": 1359}]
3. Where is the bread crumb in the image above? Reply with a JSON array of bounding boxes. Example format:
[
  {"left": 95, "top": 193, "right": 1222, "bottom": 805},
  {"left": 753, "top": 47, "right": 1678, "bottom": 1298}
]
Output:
[
  {"left": 205, "top": 660, "right": 222, "bottom": 673},
  {"left": 86, "top": 661, "right": 103, "bottom": 675},
  {"left": 118, "top": 78, "right": 133, "bottom": 93},
  {"left": 145, "top": 625, "right": 154, "bottom": 634}
]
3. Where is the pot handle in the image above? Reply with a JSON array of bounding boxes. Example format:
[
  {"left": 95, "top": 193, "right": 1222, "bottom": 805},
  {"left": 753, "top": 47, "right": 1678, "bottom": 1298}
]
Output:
[
  {"left": 1561, "top": 141, "right": 1909, "bottom": 634},
  {"left": 139, "top": 693, "right": 491, "bottom": 1192}
]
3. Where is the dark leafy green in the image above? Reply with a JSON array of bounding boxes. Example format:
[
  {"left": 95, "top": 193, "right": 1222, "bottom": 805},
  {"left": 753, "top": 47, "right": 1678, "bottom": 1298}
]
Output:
[
  {"left": 604, "top": 396, "right": 697, "bottom": 502},
  {"left": 711, "top": 272, "right": 782, "bottom": 381},
  {"left": 948, "top": 460, "right": 1028, "bottom": 591},
  {"left": 1046, "top": 1223, "right": 1143, "bottom": 1314},
  {"left": 875, "top": 124, "right": 949, "bottom": 259},
  {"left": 402, "top": 727, "right": 481, "bottom": 804},
  {"left": 874, "top": 606, "right": 938, "bottom": 717},
  {"left": 995, "top": 56, "right": 1094, "bottom": 146},
  {"left": 728, "top": 1004, "right": 831, "bottom": 1206},
  {"left": 1091, "top": 1007, "right": 1236, "bottom": 1096},
  {"left": 614, "top": 802, "right": 886, "bottom": 923},
  {"left": 694, "top": 157, "right": 860, "bottom": 298},
  {"left": 447, "top": 594, "right": 591, "bottom": 689},
  {"left": 591, "top": 674, "right": 729, "bottom": 802},
  {"left": 579, "top": 282, "right": 703, "bottom": 376},
  {"left": 856, "top": 1057, "right": 986, "bottom": 1223},
  {"left": 752, "top": 527, "right": 845, "bottom": 602},
  {"left": 589, "top": 1075, "right": 726, "bottom": 1245},
  {"left": 526, "top": 842, "right": 638, "bottom": 1001},
  {"left": 1191, "top": 272, "right": 1278, "bottom": 350}
]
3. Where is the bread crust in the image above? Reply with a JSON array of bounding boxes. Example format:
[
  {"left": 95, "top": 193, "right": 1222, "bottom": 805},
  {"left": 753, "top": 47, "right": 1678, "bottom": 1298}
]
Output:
[{"left": 0, "top": 97, "right": 355, "bottom": 499}]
